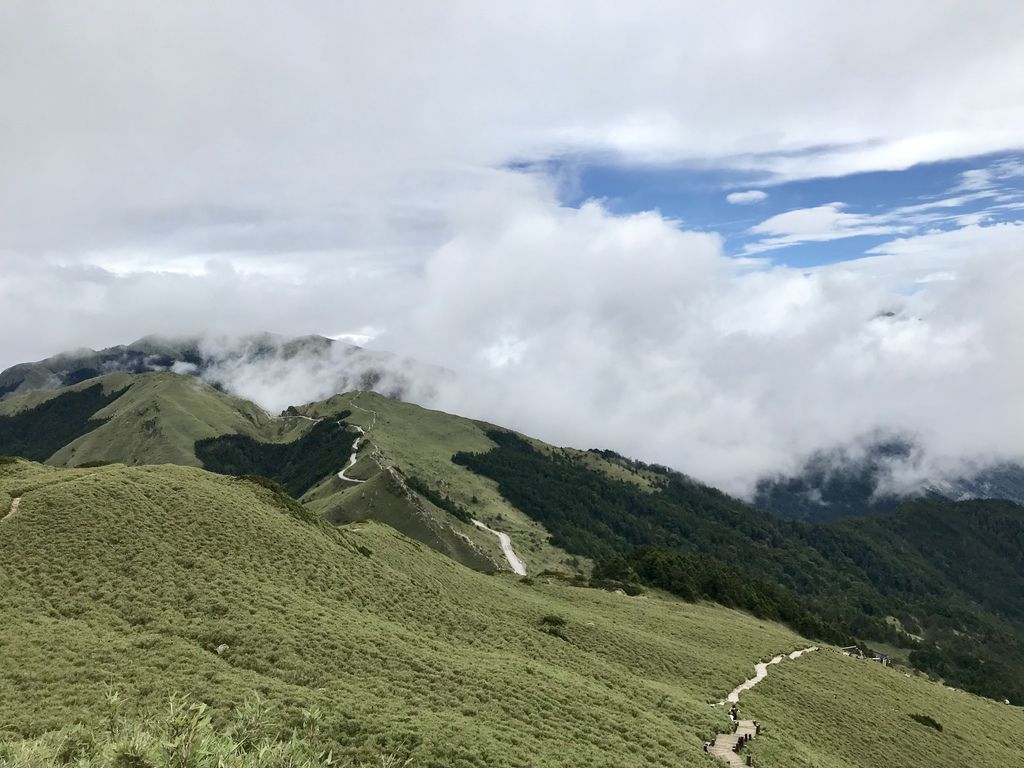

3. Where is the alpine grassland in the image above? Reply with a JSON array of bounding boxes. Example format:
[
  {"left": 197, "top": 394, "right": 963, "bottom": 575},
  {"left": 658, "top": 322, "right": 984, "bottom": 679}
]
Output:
[
  {"left": 742, "top": 649, "right": 1024, "bottom": 768},
  {"left": 1, "top": 457, "right": 810, "bottom": 767},
  {"left": 300, "top": 391, "right": 583, "bottom": 574},
  {"left": 0, "top": 373, "right": 310, "bottom": 469},
  {"left": 1, "top": 456, "right": 1022, "bottom": 765},
  {"left": 452, "top": 428, "right": 1024, "bottom": 703}
]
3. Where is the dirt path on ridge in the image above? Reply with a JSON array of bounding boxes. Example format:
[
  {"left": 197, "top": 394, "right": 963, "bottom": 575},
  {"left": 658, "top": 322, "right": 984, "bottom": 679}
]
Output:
[
  {"left": 1, "top": 497, "right": 21, "bottom": 523},
  {"left": 336, "top": 425, "right": 367, "bottom": 483},
  {"left": 336, "top": 399, "right": 380, "bottom": 484}
]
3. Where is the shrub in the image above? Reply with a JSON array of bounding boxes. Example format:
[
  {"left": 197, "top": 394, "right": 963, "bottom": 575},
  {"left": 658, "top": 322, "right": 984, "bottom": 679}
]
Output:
[
  {"left": 234, "top": 475, "right": 321, "bottom": 526},
  {"left": 53, "top": 724, "right": 97, "bottom": 764},
  {"left": 909, "top": 713, "right": 943, "bottom": 732}
]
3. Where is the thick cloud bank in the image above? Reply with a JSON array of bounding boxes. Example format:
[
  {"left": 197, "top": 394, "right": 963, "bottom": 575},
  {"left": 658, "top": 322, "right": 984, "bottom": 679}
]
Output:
[
  {"left": 2, "top": 3, "right": 1023, "bottom": 495},
  {"left": 5, "top": 174, "right": 1019, "bottom": 496},
  {"left": 389, "top": 179, "right": 1024, "bottom": 495}
]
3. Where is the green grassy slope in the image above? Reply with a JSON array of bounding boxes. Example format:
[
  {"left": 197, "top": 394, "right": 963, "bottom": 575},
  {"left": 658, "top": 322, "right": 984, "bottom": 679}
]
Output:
[
  {"left": 2, "top": 459, "right": 1019, "bottom": 767},
  {"left": 452, "top": 429, "right": 1024, "bottom": 704},
  {"left": 51, "top": 373, "right": 309, "bottom": 467},
  {"left": 1, "top": 458, "right": 806, "bottom": 767},
  {"left": 0, "top": 377, "right": 567, "bottom": 574},
  {"left": 743, "top": 649, "right": 1024, "bottom": 768},
  {"left": 301, "top": 392, "right": 608, "bottom": 575},
  {"left": 0, "top": 372, "right": 310, "bottom": 468}
]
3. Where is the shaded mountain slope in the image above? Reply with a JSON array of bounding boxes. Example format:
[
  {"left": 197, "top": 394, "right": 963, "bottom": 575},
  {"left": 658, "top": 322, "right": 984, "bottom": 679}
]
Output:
[
  {"left": 755, "top": 438, "right": 1024, "bottom": 523},
  {"left": 453, "top": 429, "right": 1024, "bottom": 703},
  {"left": 0, "top": 382, "right": 125, "bottom": 461}
]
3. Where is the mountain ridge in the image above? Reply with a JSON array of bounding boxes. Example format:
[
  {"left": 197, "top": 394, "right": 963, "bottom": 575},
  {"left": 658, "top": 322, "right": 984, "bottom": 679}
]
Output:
[{"left": 1, "top": 348, "right": 1023, "bottom": 705}]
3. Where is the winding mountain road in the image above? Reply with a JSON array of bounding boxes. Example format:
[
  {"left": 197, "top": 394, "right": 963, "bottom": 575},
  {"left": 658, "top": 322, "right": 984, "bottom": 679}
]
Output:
[
  {"left": 336, "top": 399, "right": 381, "bottom": 484},
  {"left": 471, "top": 519, "right": 527, "bottom": 575},
  {"left": 331, "top": 398, "right": 527, "bottom": 575},
  {"left": 336, "top": 425, "right": 367, "bottom": 483}
]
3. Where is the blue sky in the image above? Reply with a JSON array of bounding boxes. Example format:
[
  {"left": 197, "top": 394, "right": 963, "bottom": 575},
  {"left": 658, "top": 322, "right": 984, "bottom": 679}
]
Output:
[{"left": 542, "top": 152, "right": 1024, "bottom": 268}]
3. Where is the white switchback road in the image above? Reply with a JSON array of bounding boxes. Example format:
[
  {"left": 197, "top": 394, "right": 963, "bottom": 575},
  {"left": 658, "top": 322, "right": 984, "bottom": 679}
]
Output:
[
  {"left": 472, "top": 519, "right": 527, "bottom": 575},
  {"left": 337, "top": 425, "right": 366, "bottom": 483}
]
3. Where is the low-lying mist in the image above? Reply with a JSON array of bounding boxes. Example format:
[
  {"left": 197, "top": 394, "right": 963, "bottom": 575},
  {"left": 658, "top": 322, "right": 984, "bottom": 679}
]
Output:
[{"left": 4, "top": 176, "right": 1023, "bottom": 499}]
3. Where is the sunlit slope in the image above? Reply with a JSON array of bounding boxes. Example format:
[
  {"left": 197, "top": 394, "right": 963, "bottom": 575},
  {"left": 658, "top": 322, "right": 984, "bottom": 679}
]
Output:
[
  {"left": 300, "top": 391, "right": 633, "bottom": 574},
  {"left": 0, "top": 376, "right": 565, "bottom": 573},
  {"left": 0, "top": 372, "right": 310, "bottom": 467},
  {"left": 1, "top": 458, "right": 806, "bottom": 767},
  {"left": 742, "top": 649, "right": 1024, "bottom": 768}
]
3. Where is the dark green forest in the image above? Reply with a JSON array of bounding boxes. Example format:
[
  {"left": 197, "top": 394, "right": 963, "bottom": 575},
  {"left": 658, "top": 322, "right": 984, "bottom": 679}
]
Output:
[
  {"left": 195, "top": 413, "right": 354, "bottom": 496},
  {"left": 453, "top": 430, "right": 1024, "bottom": 704},
  {"left": 0, "top": 384, "right": 125, "bottom": 461},
  {"left": 405, "top": 475, "right": 473, "bottom": 523}
]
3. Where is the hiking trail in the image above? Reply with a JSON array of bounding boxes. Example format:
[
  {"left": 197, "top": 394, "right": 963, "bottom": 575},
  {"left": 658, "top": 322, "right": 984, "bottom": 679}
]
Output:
[
  {"left": 2, "top": 497, "right": 20, "bottom": 523},
  {"left": 336, "top": 399, "right": 380, "bottom": 484},
  {"left": 706, "top": 647, "right": 818, "bottom": 766},
  {"left": 337, "top": 425, "right": 367, "bottom": 483}
]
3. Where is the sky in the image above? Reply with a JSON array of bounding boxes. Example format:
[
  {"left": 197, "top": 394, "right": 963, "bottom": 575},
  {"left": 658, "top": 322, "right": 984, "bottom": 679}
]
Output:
[{"left": 2, "top": 1, "right": 1024, "bottom": 494}]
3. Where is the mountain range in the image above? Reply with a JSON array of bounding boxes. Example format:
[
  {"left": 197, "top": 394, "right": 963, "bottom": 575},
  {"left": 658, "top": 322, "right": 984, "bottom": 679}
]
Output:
[{"left": 1, "top": 336, "right": 1023, "bottom": 767}]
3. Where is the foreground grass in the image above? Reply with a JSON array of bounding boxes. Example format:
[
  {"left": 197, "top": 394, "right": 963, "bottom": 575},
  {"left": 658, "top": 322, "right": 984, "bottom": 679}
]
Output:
[
  {"left": 0, "top": 459, "right": 805, "bottom": 767},
  {"left": 1, "top": 692, "right": 403, "bottom": 768},
  {"left": 4, "top": 459, "right": 1019, "bottom": 767}
]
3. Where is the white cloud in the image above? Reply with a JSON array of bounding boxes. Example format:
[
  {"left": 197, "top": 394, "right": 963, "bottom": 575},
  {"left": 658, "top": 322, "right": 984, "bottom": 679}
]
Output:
[
  {"left": 2, "top": 176, "right": 1023, "bottom": 495},
  {"left": 954, "top": 158, "right": 1024, "bottom": 191},
  {"left": 744, "top": 178, "right": 1023, "bottom": 254},
  {"left": 726, "top": 190, "right": 768, "bottom": 204},
  {"left": 744, "top": 203, "right": 906, "bottom": 253},
  {"left": 2, "top": 1, "right": 1024, "bottom": 259},
  {"left": 1, "top": 4, "right": 1024, "bottom": 494}
]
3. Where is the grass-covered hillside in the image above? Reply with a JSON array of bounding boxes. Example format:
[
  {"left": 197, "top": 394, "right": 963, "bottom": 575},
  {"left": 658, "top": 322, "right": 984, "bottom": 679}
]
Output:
[
  {"left": 299, "top": 391, "right": 594, "bottom": 575},
  {"left": 0, "top": 373, "right": 310, "bottom": 468},
  {"left": 453, "top": 430, "right": 1024, "bottom": 705},
  {"left": 0, "top": 457, "right": 797, "bottom": 766},
  {"left": 743, "top": 649, "right": 1024, "bottom": 768},
  {"left": 0, "top": 376, "right": 579, "bottom": 574},
  {"left": 3, "top": 458, "right": 1021, "bottom": 768},
  {"left": 3, "top": 373, "right": 1023, "bottom": 707}
]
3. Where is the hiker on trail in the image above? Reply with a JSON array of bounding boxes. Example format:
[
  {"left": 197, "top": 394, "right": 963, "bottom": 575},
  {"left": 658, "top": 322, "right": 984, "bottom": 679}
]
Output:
[{"left": 730, "top": 704, "right": 738, "bottom": 721}]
